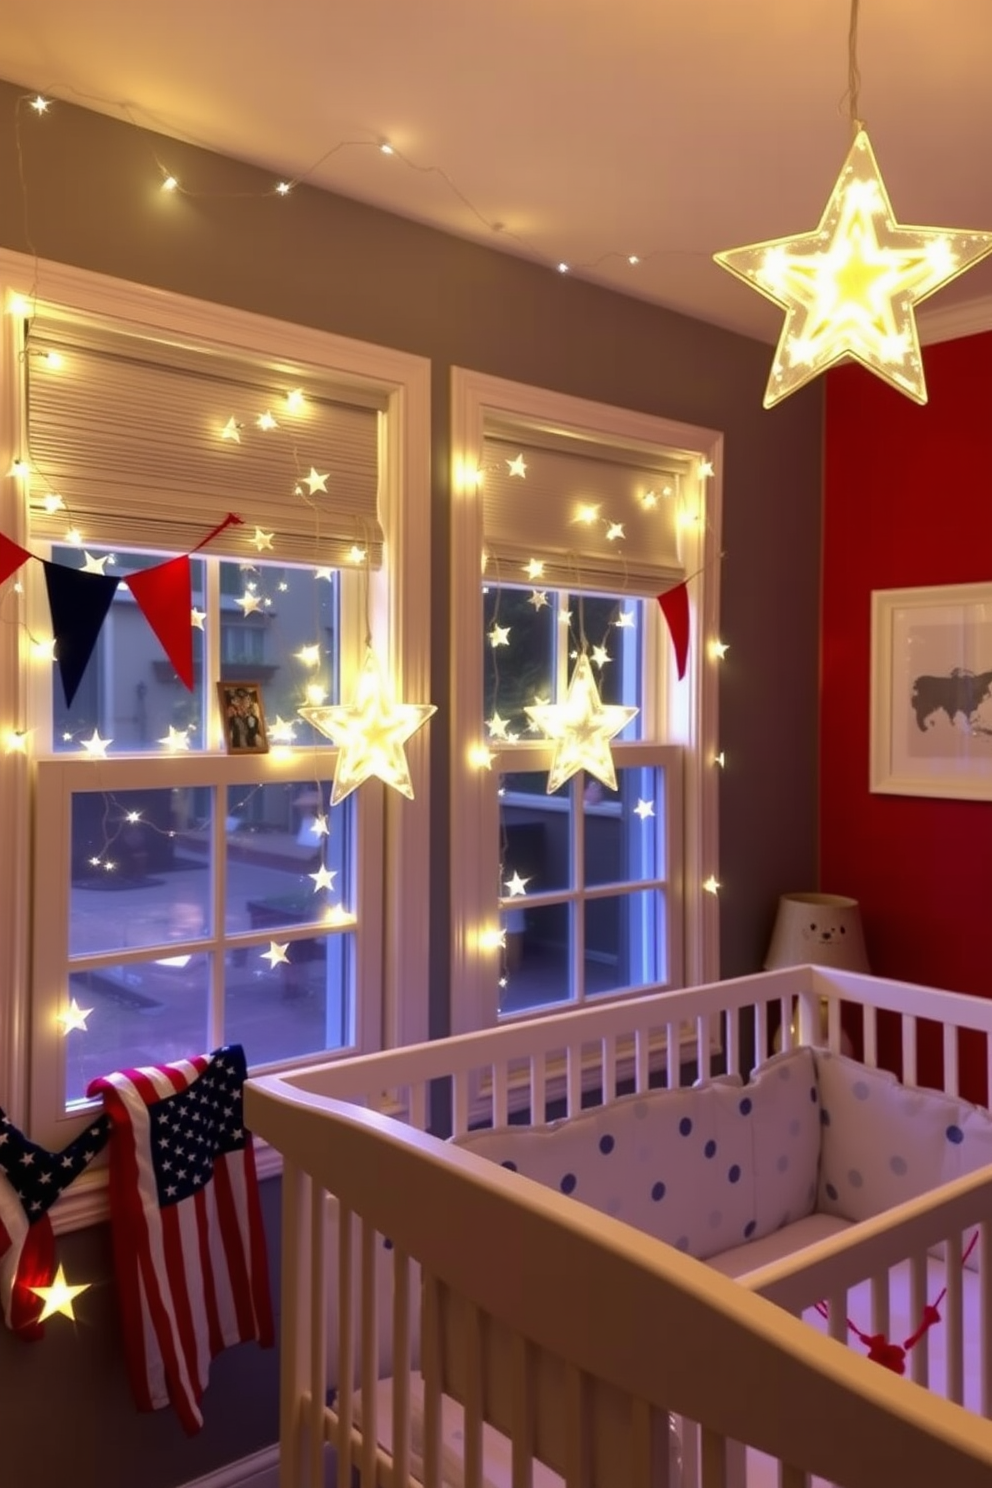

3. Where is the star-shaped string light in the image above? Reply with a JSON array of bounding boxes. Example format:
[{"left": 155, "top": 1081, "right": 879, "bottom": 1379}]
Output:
[
  {"left": 487, "top": 712, "right": 510, "bottom": 740},
  {"left": 606, "top": 522, "right": 625, "bottom": 541},
  {"left": 715, "top": 129, "right": 992, "bottom": 408},
  {"left": 309, "top": 812, "right": 330, "bottom": 837},
  {"left": 506, "top": 455, "right": 527, "bottom": 478},
  {"left": 298, "top": 648, "right": 437, "bottom": 805},
  {"left": 57, "top": 998, "right": 93, "bottom": 1034},
  {"left": 190, "top": 607, "right": 206, "bottom": 630},
  {"left": 80, "top": 730, "right": 111, "bottom": 758},
  {"left": 221, "top": 417, "right": 241, "bottom": 441},
  {"left": 309, "top": 863, "right": 336, "bottom": 893},
  {"left": 236, "top": 591, "right": 262, "bottom": 616},
  {"left": 303, "top": 467, "right": 329, "bottom": 495},
  {"left": 591, "top": 644, "right": 610, "bottom": 668},
  {"left": 504, "top": 871, "right": 530, "bottom": 897},
  {"left": 29, "top": 1264, "right": 90, "bottom": 1322},
  {"left": 262, "top": 942, "right": 290, "bottom": 968},
  {"left": 528, "top": 590, "right": 549, "bottom": 610},
  {"left": 489, "top": 624, "right": 510, "bottom": 648},
  {"left": 615, "top": 610, "right": 635, "bottom": 630},
  {"left": 524, "top": 559, "right": 544, "bottom": 580},
  {"left": 80, "top": 552, "right": 110, "bottom": 575},
  {"left": 268, "top": 715, "right": 298, "bottom": 744},
  {"left": 257, "top": 411, "right": 278, "bottom": 431},
  {"left": 634, "top": 799, "right": 655, "bottom": 821},
  {"left": 295, "top": 643, "right": 321, "bottom": 667},
  {"left": 525, "top": 652, "right": 638, "bottom": 794},
  {"left": 251, "top": 528, "right": 274, "bottom": 551},
  {"left": 314, "top": 566, "right": 334, "bottom": 582},
  {"left": 158, "top": 726, "right": 191, "bottom": 753}
]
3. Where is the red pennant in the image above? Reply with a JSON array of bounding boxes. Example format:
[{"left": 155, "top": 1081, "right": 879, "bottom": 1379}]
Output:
[
  {"left": 127, "top": 556, "right": 194, "bottom": 690},
  {"left": 657, "top": 582, "right": 690, "bottom": 680},
  {"left": 0, "top": 533, "right": 32, "bottom": 587}
]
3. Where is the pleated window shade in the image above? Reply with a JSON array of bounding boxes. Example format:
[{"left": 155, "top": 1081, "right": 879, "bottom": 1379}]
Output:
[
  {"left": 25, "top": 309, "right": 385, "bottom": 568},
  {"left": 482, "top": 430, "right": 688, "bottom": 596}
]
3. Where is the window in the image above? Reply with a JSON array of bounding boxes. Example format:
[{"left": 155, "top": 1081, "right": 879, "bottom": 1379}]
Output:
[
  {"left": 450, "top": 370, "right": 722, "bottom": 1037},
  {"left": 0, "top": 251, "right": 431, "bottom": 1168}
]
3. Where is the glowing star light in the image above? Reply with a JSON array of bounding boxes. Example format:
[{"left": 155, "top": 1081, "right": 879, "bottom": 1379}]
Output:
[
  {"left": 158, "top": 726, "right": 191, "bottom": 753},
  {"left": 252, "top": 528, "right": 274, "bottom": 551},
  {"left": 80, "top": 730, "right": 111, "bottom": 758},
  {"left": 221, "top": 417, "right": 241, "bottom": 442},
  {"left": 524, "top": 559, "right": 545, "bottom": 580},
  {"left": 80, "top": 552, "right": 109, "bottom": 575},
  {"left": 715, "top": 129, "right": 992, "bottom": 408},
  {"left": 29, "top": 1265, "right": 90, "bottom": 1322},
  {"left": 190, "top": 607, "right": 206, "bottom": 630},
  {"left": 504, "top": 871, "right": 530, "bottom": 898},
  {"left": 525, "top": 652, "right": 638, "bottom": 794},
  {"left": 309, "top": 863, "right": 337, "bottom": 893},
  {"left": 489, "top": 624, "right": 510, "bottom": 649},
  {"left": 634, "top": 799, "right": 655, "bottom": 820},
  {"left": 256, "top": 411, "right": 278, "bottom": 430},
  {"left": 528, "top": 589, "right": 549, "bottom": 610},
  {"left": 298, "top": 648, "right": 437, "bottom": 805},
  {"left": 57, "top": 998, "right": 93, "bottom": 1034},
  {"left": 237, "top": 591, "right": 262, "bottom": 615},
  {"left": 303, "top": 467, "right": 329, "bottom": 495},
  {"left": 262, "top": 942, "right": 290, "bottom": 968},
  {"left": 506, "top": 455, "right": 527, "bottom": 478}
]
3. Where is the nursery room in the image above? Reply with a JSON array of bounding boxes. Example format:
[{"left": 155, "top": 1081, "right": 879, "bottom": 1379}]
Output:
[{"left": 0, "top": 2, "right": 991, "bottom": 1486}]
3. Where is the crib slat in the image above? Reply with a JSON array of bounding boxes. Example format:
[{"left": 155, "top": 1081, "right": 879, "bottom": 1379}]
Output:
[
  {"left": 410, "top": 1081, "right": 428, "bottom": 1132},
  {"left": 635, "top": 1026, "right": 649, "bottom": 1092},
  {"left": 309, "top": 1190, "right": 327, "bottom": 1488},
  {"left": 510, "top": 1332, "right": 535, "bottom": 1488},
  {"left": 696, "top": 1014, "right": 712, "bottom": 1080},
  {"left": 863, "top": 1003, "right": 878, "bottom": 1068},
  {"left": 778, "top": 998, "right": 793, "bottom": 1053},
  {"left": 563, "top": 1363, "right": 591, "bottom": 1488},
  {"left": 566, "top": 1043, "right": 582, "bottom": 1117},
  {"left": 530, "top": 1052, "right": 547, "bottom": 1125},
  {"left": 826, "top": 997, "right": 841, "bottom": 1053},
  {"left": 463, "top": 1303, "right": 485, "bottom": 1488},
  {"left": 601, "top": 1034, "right": 617, "bottom": 1104},
  {"left": 453, "top": 1071, "right": 471, "bottom": 1137},
  {"left": 946, "top": 1231, "right": 965, "bottom": 1406},
  {"left": 666, "top": 1024, "right": 680, "bottom": 1088},
  {"left": 778, "top": 1464, "right": 809, "bottom": 1488},
  {"left": 981, "top": 1221, "right": 992, "bottom": 1418},
  {"left": 391, "top": 1249, "right": 412, "bottom": 1488},
  {"left": 700, "top": 1426, "right": 727, "bottom": 1488},
  {"left": 943, "top": 1022, "right": 960, "bottom": 1097},
  {"left": 901, "top": 1015, "right": 918, "bottom": 1087},
  {"left": 360, "top": 1220, "right": 378, "bottom": 1486},
  {"left": 493, "top": 1062, "right": 509, "bottom": 1128},
  {"left": 336, "top": 1205, "right": 354, "bottom": 1488},
  {"left": 753, "top": 1003, "right": 768, "bottom": 1069},
  {"left": 908, "top": 1250, "right": 929, "bottom": 1387},
  {"left": 280, "top": 1161, "right": 306, "bottom": 1488},
  {"left": 421, "top": 1274, "right": 443, "bottom": 1488},
  {"left": 826, "top": 1290, "right": 846, "bottom": 1345},
  {"left": 630, "top": 1398, "right": 672, "bottom": 1488},
  {"left": 869, "top": 1271, "right": 890, "bottom": 1344},
  {"left": 724, "top": 1008, "right": 739, "bottom": 1081}
]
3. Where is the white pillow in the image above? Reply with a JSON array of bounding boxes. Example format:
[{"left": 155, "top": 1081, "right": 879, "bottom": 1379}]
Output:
[
  {"left": 814, "top": 1050, "right": 992, "bottom": 1224},
  {"left": 453, "top": 1047, "right": 820, "bottom": 1263}
]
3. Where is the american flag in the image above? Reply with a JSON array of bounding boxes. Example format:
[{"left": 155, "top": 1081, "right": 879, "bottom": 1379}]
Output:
[
  {"left": 0, "top": 1108, "right": 110, "bottom": 1338},
  {"left": 87, "top": 1045, "right": 273, "bottom": 1433}
]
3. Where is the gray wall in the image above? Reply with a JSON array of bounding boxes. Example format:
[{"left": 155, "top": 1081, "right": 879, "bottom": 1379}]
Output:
[{"left": 0, "top": 79, "right": 822, "bottom": 1487}]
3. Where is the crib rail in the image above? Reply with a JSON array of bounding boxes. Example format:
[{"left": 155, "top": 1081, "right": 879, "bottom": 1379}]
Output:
[{"left": 246, "top": 1075, "right": 992, "bottom": 1488}]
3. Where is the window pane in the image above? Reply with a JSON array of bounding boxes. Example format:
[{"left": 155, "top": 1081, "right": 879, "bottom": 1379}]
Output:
[
  {"left": 586, "top": 888, "right": 666, "bottom": 993},
  {"left": 585, "top": 765, "right": 665, "bottom": 888},
  {"left": 226, "top": 932, "right": 353, "bottom": 1061},
  {"left": 498, "top": 901, "right": 574, "bottom": 1016},
  {"left": 220, "top": 559, "right": 340, "bottom": 747},
  {"left": 483, "top": 584, "right": 553, "bottom": 739},
  {"left": 500, "top": 772, "right": 571, "bottom": 894},
  {"left": 65, "top": 955, "right": 212, "bottom": 1106},
  {"left": 224, "top": 780, "right": 350, "bottom": 935},
  {"left": 69, "top": 787, "right": 214, "bottom": 956},
  {"left": 52, "top": 549, "right": 206, "bottom": 752}
]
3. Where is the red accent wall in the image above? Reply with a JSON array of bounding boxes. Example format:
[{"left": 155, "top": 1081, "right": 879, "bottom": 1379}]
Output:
[{"left": 821, "top": 332, "right": 992, "bottom": 1095}]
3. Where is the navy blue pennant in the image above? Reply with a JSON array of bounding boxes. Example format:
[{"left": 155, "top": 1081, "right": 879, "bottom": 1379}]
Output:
[{"left": 43, "top": 560, "right": 121, "bottom": 708}]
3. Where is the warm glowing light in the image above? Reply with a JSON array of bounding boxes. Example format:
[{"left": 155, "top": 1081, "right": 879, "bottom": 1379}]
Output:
[
  {"left": 641, "top": 490, "right": 658, "bottom": 509},
  {"left": 557, "top": 263, "right": 569, "bottom": 274},
  {"left": 506, "top": 455, "right": 527, "bottom": 478},
  {"left": 528, "top": 589, "right": 549, "bottom": 610},
  {"left": 268, "top": 715, "right": 298, "bottom": 744},
  {"left": 8, "top": 294, "right": 31, "bottom": 317},
  {"left": 525, "top": 652, "right": 638, "bottom": 794},
  {"left": 80, "top": 730, "right": 111, "bottom": 758},
  {"left": 158, "top": 726, "right": 191, "bottom": 753},
  {"left": 285, "top": 387, "right": 306, "bottom": 412},
  {"left": 698, "top": 459, "right": 714, "bottom": 479},
  {"left": 469, "top": 743, "right": 495, "bottom": 769},
  {"left": 276, "top": 182, "right": 292, "bottom": 196},
  {"left": 262, "top": 941, "right": 290, "bottom": 968},
  {"left": 30, "top": 637, "right": 56, "bottom": 660},
  {"left": 591, "top": 644, "right": 610, "bottom": 668},
  {"left": 575, "top": 503, "right": 600, "bottom": 525},
  {"left": 42, "top": 492, "right": 64, "bottom": 513},
  {"left": 628, "top": 254, "right": 640, "bottom": 266},
  {"left": 57, "top": 999, "right": 93, "bottom": 1034},
  {"left": 29, "top": 1265, "right": 90, "bottom": 1322},
  {"left": 9, "top": 458, "right": 29, "bottom": 478},
  {"left": 257, "top": 411, "right": 278, "bottom": 431},
  {"left": 606, "top": 522, "right": 625, "bottom": 541},
  {"left": 125, "top": 810, "right": 142, "bottom": 823},
  {"left": 3, "top": 728, "right": 28, "bottom": 754},
  {"left": 305, "top": 683, "right": 328, "bottom": 705},
  {"left": 710, "top": 640, "right": 729, "bottom": 660},
  {"left": 379, "top": 141, "right": 394, "bottom": 155},
  {"left": 324, "top": 904, "right": 353, "bottom": 927},
  {"left": 66, "top": 528, "right": 82, "bottom": 546},
  {"left": 80, "top": 552, "right": 110, "bottom": 575},
  {"left": 489, "top": 624, "right": 510, "bottom": 649},
  {"left": 252, "top": 528, "right": 274, "bottom": 551},
  {"left": 703, "top": 876, "right": 721, "bottom": 896},
  {"left": 30, "top": 96, "right": 50, "bottom": 114},
  {"left": 480, "top": 927, "right": 507, "bottom": 951},
  {"left": 295, "top": 643, "right": 321, "bottom": 667},
  {"left": 161, "top": 175, "right": 178, "bottom": 193},
  {"left": 303, "top": 467, "right": 329, "bottom": 494},
  {"left": 314, "top": 566, "right": 334, "bottom": 582},
  {"left": 347, "top": 545, "right": 367, "bottom": 565},
  {"left": 237, "top": 591, "right": 262, "bottom": 615},
  {"left": 715, "top": 129, "right": 992, "bottom": 407},
  {"left": 634, "top": 799, "right": 655, "bottom": 820},
  {"left": 42, "top": 350, "right": 63, "bottom": 368},
  {"left": 615, "top": 610, "right": 635, "bottom": 629},
  {"left": 298, "top": 648, "right": 437, "bottom": 805},
  {"left": 309, "top": 812, "right": 329, "bottom": 837},
  {"left": 221, "top": 417, "right": 241, "bottom": 442},
  {"left": 714, "top": 751, "right": 726, "bottom": 768},
  {"left": 190, "top": 607, "right": 206, "bottom": 630},
  {"left": 524, "top": 558, "right": 544, "bottom": 580},
  {"left": 504, "top": 871, "right": 529, "bottom": 898},
  {"left": 487, "top": 712, "right": 509, "bottom": 740},
  {"left": 309, "top": 863, "right": 337, "bottom": 893}
]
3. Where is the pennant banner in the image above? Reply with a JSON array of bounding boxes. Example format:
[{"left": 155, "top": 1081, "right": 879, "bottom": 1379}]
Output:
[
  {"left": 44, "top": 561, "right": 121, "bottom": 709},
  {"left": 128, "top": 556, "right": 193, "bottom": 689},
  {"left": 657, "top": 581, "right": 690, "bottom": 681},
  {"left": 0, "top": 533, "right": 32, "bottom": 588}
]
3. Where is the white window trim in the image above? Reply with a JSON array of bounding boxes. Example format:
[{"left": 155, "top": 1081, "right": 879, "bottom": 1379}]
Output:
[
  {"left": 0, "top": 250, "right": 431, "bottom": 1226},
  {"left": 449, "top": 367, "right": 723, "bottom": 1037}
]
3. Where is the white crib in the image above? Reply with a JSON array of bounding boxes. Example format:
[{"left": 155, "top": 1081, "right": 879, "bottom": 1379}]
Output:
[{"left": 244, "top": 965, "right": 992, "bottom": 1488}]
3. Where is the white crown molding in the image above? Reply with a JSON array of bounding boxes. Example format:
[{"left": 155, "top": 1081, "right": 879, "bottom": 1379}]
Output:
[
  {"left": 918, "top": 294, "right": 992, "bottom": 346},
  {"left": 180, "top": 1445, "right": 279, "bottom": 1488}
]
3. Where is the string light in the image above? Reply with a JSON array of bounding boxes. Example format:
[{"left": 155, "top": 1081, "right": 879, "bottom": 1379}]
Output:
[
  {"left": 524, "top": 558, "right": 544, "bottom": 580},
  {"left": 236, "top": 591, "right": 262, "bottom": 615},
  {"left": 285, "top": 388, "right": 306, "bottom": 412},
  {"left": 80, "top": 552, "right": 110, "bottom": 574},
  {"left": 221, "top": 417, "right": 241, "bottom": 441},
  {"left": 251, "top": 528, "right": 274, "bottom": 551},
  {"left": 161, "top": 175, "right": 178, "bottom": 193},
  {"left": 309, "top": 863, "right": 336, "bottom": 893},
  {"left": 190, "top": 607, "right": 206, "bottom": 630},
  {"left": 80, "top": 730, "right": 111, "bottom": 758},
  {"left": 488, "top": 624, "right": 510, "bottom": 648},
  {"left": 158, "top": 725, "right": 191, "bottom": 752},
  {"left": 527, "top": 589, "right": 549, "bottom": 610},
  {"left": 295, "top": 643, "right": 321, "bottom": 667},
  {"left": 634, "top": 799, "right": 655, "bottom": 820},
  {"left": 606, "top": 522, "right": 625, "bottom": 541},
  {"left": 29, "top": 96, "right": 50, "bottom": 114},
  {"left": 256, "top": 411, "right": 277, "bottom": 431},
  {"left": 710, "top": 639, "right": 729, "bottom": 660},
  {"left": 42, "top": 492, "right": 65, "bottom": 513},
  {"left": 303, "top": 467, "right": 329, "bottom": 494},
  {"left": 525, "top": 653, "right": 638, "bottom": 794},
  {"left": 468, "top": 743, "right": 495, "bottom": 769},
  {"left": 703, "top": 876, "right": 721, "bottom": 895},
  {"left": 57, "top": 999, "right": 93, "bottom": 1034},
  {"left": 506, "top": 455, "right": 527, "bottom": 478},
  {"left": 347, "top": 545, "right": 366, "bottom": 564},
  {"left": 503, "top": 872, "right": 529, "bottom": 897},
  {"left": 275, "top": 181, "right": 292, "bottom": 197},
  {"left": 3, "top": 728, "right": 28, "bottom": 754},
  {"left": 30, "top": 637, "right": 56, "bottom": 660},
  {"left": 28, "top": 1264, "right": 90, "bottom": 1322}
]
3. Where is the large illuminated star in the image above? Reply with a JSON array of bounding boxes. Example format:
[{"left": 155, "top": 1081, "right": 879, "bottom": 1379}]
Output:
[
  {"left": 298, "top": 648, "right": 436, "bottom": 805},
  {"left": 29, "top": 1264, "right": 90, "bottom": 1322},
  {"left": 524, "top": 652, "right": 637, "bottom": 794},
  {"left": 714, "top": 129, "right": 992, "bottom": 407}
]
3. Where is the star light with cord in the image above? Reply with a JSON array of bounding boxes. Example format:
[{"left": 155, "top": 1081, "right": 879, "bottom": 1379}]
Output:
[
  {"left": 298, "top": 647, "right": 437, "bottom": 805},
  {"left": 715, "top": 129, "right": 992, "bottom": 407},
  {"left": 525, "top": 651, "right": 638, "bottom": 795},
  {"left": 57, "top": 998, "right": 93, "bottom": 1034}
]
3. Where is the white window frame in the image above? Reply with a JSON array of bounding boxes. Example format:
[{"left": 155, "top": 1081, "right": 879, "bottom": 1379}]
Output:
[
  {"left": 450, "top": 368, "right": 723, "bottom": 1038},
  {"left": 0, "top": 250, "right": 431, "bottom": 1224}
]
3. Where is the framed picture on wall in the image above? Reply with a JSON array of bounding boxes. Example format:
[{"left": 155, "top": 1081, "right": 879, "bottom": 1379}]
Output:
[
  {"left": 217, "top": 681, "right": 270, "bottom": 754},
  {"left": 870, "top": 582, "right": 992, "bottom": 800}
]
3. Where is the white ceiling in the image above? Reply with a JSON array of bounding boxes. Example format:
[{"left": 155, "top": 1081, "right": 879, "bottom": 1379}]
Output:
[{"left": 3, "top": 0, "right": 992, "bottom": 342}]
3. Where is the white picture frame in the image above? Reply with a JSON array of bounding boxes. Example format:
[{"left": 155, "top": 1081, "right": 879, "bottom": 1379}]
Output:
[{"left": 870, "top": 582, "right": 992, "bottom": 800}]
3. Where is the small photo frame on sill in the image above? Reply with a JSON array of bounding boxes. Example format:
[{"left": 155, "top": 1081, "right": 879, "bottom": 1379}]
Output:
[
  {"left": 217, "top": 681, "right": 269, "bottom": 755},
  {"left": 870, "top": 582, "right": 992, "bottom": 801}
]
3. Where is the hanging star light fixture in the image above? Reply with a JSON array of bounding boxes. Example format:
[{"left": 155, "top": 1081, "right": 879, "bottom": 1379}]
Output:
[
  {"left": 714, "top": 0, "right": 992, "bottom": 408},
  {"left": 525, "top": 651, "right": 637, "bottom": 795},
  {"left": 298, "top": 647, "right": 436, "bottom": 805}
]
